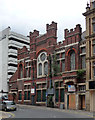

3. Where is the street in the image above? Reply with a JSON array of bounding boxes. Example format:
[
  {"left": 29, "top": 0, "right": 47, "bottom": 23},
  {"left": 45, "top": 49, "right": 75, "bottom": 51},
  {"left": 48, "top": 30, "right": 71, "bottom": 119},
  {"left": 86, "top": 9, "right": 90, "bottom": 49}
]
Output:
[{"left": 8, "top": 104, "right": 94, "bottom": 119}]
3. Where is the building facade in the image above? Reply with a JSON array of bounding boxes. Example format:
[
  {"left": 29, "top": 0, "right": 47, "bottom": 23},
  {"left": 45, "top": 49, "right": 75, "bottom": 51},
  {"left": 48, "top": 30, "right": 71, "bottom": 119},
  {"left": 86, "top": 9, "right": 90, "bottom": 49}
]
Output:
[
  {"left": 9, "top": 21, "right": 86, "bottom": 110},
  {"left": 83, "top": 0, "right": 95, "bottom": 112},
  {"left": 0, "top": 27, "right": 29, "bottom": 97}
]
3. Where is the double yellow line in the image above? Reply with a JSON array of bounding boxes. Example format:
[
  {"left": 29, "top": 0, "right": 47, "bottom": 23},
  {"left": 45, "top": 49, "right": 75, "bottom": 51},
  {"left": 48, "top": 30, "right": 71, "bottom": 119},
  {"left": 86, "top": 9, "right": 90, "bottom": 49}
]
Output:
[{"left": 0, "top": 111, "right": 15, "bottom": 119}]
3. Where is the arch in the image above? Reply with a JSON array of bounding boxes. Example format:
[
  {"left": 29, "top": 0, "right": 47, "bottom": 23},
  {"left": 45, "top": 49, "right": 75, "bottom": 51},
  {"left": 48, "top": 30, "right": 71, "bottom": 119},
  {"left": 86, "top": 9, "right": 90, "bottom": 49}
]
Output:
[
  {"left": 66, "top": 48, "right": 77, "bottom": 56},
  {"left": 36, "top": 48, "right": 47, "bottom": 58}
]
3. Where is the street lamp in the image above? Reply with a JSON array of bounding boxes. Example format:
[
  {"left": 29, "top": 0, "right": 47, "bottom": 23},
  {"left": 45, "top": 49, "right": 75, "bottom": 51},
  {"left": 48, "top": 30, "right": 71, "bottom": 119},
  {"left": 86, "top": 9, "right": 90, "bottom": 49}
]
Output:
[
  {"left": 31, "top": 60, "right": 35, "bottom": 105},
  {"left": 45, "top": 73, "right": 48, "bottom": 106}
]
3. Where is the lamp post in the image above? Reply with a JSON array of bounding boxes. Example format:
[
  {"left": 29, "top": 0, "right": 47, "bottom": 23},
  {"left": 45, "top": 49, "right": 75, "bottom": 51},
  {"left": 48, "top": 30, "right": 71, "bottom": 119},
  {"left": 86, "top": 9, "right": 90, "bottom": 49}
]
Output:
[
  {"left": 45, "top": 73, "right": 48, "bottom": 106},
  {"left": 31, "top": 60, "right": 35, "bottom": 105}
]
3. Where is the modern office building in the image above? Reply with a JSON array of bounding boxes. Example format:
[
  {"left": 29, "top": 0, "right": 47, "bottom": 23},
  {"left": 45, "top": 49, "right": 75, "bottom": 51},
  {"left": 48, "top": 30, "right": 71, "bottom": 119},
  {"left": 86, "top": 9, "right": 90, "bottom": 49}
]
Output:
[{"left": 0, "top": 27, "right": 29, "bottom": 97}]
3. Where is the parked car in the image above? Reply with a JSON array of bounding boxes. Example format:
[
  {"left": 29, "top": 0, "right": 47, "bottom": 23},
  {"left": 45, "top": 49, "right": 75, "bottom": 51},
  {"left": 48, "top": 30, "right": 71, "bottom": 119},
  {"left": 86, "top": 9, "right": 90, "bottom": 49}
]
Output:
[{"left": 0, "top": 100, "right": 17, "bottom": 111}]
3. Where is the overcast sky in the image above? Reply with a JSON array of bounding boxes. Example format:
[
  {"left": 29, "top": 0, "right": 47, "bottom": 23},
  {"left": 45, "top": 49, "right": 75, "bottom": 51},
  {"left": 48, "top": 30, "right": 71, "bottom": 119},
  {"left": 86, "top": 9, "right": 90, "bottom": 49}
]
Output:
[{"left": 0, "top": 0, "right": 88, "bottom": 41}]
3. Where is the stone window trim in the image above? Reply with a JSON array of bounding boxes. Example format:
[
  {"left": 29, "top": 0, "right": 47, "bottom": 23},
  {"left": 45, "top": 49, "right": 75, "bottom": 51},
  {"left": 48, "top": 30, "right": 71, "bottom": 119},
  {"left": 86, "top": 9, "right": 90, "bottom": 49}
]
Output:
[{"left": 37, "top": 52, "right": 48, "bottom": 78}]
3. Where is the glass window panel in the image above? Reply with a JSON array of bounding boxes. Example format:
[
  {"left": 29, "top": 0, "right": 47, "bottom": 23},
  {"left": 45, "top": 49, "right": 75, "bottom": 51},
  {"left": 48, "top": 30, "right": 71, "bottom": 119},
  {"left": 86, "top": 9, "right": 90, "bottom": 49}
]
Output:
[
  {"left": 61, "top": 53, "right": 65, "bottom": 58},
  {"left": 24, "top": 91, "right": 27, "bottom": 100},
  {"left": 20, "top": 65, "right": 23, "bottom": 78},
  {"left": 28, "top": 91, "right": 30, "bottom": 100},
  {"left": 62, "top": 61, "right": 65, "bottom": 72},
  {"left": 40, "top": 53, "right": 46, "bottom": 61},
  {"left": 19, "top": 92, "right": 22, "bottom": 100},
  {"left": 55, "top": 89, "right": 59, "bottom": 102},
  {"left": 39, "top": 63, "right": 42, "bottom": 75},
  {"left": 44, "top": 62, "right": 48, "bottom": 75},
  {"left": 93, "top": 24, "right": 95, "bottom": 33},
  {"left": 42, "top": 90, "right": 46, "bottom": 102},
  {"left": 29, "top": 67, "right": 31, "bottom": 77},
  {"left": 60, "top": 89, "right": 64, "bottom": 102},
  {"left": 81, "top": 47, "right": 86, "bottom": 53},
  {"left": 82, "top": 56, "right": 86, "bottom": 69},
  {"left": 26, "top": 68, "right": 28, "bottom": 77},
  {"left": 70, "top": 52, "right": 75, "bottom": 70},
  {"left": 93, "top": 45, "right": 95, "bottom": 54},
  {"left": 37, "top": 90, "right": 41, "bottom": 102},
  {"left": 56, "top": 54, "right": 60, "bottom": 59},
  {"left": 93, "top": 67, "right": 95, "bottom": 77}
]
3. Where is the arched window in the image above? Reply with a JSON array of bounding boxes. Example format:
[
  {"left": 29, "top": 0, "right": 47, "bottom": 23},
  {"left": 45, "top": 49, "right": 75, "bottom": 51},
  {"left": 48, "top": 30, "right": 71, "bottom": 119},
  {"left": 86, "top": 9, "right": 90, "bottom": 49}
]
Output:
[
  {"left": 37, "top": 52, "right": 48, "bottom": 77},
  {"left": 70, "top": 51, "right": 75, "bottom": 70},
  {"left": 19, "top": 64, "right": 23, "bottom": 78}
]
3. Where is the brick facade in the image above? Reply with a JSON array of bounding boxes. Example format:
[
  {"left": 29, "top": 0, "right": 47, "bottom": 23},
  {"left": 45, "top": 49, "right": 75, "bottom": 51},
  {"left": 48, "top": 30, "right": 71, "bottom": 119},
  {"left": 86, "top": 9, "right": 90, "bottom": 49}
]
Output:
[{"left": 9, "top": 21, "right": 86, "bottom": 110}]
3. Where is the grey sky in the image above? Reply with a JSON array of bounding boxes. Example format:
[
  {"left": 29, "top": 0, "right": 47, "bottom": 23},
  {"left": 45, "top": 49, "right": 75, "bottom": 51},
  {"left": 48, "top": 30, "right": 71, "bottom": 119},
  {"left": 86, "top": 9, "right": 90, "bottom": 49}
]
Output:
[{"left": 0, "top": 0, "right": 88, "bottom": 41}]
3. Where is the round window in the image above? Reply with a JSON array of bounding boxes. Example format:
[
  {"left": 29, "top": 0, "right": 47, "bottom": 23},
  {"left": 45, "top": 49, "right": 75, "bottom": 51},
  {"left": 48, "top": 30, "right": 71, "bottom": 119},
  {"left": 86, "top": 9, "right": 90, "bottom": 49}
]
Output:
[{"left": 40, "top": 53, "right": 46, "bottom": 61}]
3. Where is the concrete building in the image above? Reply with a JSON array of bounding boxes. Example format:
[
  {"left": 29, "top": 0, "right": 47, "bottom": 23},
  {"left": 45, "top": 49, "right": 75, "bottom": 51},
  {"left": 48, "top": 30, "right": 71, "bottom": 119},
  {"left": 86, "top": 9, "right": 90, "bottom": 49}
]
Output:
[
  {"left": 9, "top": 21, "right": 86, "bottom": 110},
  {"left": 0, "top": 27, "right": 29, "bottom": 97},
  {"left": 83, "top": 0, "right": 95, "bottom": 112}
]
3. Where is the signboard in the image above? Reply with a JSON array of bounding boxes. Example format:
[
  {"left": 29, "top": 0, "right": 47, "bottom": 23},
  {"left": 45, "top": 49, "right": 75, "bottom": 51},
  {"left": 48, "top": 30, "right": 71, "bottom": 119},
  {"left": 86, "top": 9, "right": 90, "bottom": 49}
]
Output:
[
  {"left": 31, "top": 88, "right": 35, "bottom": 95},
  {"left": 68, "top": 85, "right": 75, "bottom": 92},
  {"left": 47, "top": 88, "right": 54, "bottom": 95}
]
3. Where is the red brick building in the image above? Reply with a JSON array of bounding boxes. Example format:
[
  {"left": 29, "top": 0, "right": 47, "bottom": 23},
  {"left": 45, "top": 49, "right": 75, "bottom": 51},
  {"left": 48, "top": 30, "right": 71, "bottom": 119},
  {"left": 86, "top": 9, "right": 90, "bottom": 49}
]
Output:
[{"left": 9, "top": 21, "right": 86, "bottom": 110}]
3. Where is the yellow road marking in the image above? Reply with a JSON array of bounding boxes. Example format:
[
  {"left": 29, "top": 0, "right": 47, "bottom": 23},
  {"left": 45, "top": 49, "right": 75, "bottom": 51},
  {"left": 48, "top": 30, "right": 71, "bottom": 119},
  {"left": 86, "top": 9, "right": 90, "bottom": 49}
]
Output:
[{"left": 0, "top": 111, "right": 15, "bottom": 118}]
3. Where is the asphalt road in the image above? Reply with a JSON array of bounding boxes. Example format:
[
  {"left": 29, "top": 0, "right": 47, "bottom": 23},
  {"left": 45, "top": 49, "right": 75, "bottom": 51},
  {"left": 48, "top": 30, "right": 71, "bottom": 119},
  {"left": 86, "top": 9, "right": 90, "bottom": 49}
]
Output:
[{"left": 8, "top": 104, "right": 94, "bottom": 119}]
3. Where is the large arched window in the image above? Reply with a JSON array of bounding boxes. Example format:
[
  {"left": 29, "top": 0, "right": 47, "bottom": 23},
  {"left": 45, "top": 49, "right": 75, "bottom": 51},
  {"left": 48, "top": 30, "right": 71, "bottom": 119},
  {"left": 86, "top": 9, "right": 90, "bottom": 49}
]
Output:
[
  {"left": 37, "top": 52, "right": 48, "bottom": 77},
  {"left": 70, "top": 51, "right": 75, "bottom": 70},
  {"left": 19, "top": 64, "right": 23, "bottom": 78}
]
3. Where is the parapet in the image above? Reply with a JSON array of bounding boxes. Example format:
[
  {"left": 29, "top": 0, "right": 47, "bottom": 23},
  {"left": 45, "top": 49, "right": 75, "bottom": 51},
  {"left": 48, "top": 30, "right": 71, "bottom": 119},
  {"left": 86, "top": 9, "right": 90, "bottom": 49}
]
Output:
[
  {"left": 46, "top": 21, "right": 57, "bottom": 31},
  {"left": 64, "top": 24, "right": 81, "bottom": 38}
]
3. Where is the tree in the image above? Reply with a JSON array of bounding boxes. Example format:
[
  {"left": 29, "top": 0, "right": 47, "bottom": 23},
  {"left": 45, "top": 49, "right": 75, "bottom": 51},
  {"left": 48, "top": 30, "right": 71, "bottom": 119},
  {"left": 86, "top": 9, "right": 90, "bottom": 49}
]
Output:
[
  {"left": 52, "top": 53, "right": 60, "bottom": 76},
  {"left": 77, "top": 69, "right": 85, "bottom": 80}
]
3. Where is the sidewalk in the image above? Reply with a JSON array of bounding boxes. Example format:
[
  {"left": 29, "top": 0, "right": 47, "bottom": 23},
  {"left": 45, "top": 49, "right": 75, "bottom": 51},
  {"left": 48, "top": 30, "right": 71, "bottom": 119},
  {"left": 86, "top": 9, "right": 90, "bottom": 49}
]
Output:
[
  {"left": 0, "top": 111, "right": 14, "bottom": 119},
  {"left": 17, "top": 104, "right": 95, "bottom": 118}
]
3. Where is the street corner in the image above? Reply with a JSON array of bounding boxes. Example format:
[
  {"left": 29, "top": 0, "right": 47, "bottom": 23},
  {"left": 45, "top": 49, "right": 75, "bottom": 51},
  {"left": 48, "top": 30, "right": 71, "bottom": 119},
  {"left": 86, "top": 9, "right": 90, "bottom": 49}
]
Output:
[{"left": 0, "top": 111, "right": 15, "bottom": 119}]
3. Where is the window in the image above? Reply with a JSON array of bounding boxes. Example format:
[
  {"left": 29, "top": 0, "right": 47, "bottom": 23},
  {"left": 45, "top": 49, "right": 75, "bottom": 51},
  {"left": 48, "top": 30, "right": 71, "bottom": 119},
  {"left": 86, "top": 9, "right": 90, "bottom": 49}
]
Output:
[
  {"left": 81, "top": 56, "right": 86, "bottom": 69},
  {"left": 37, "top": 52, "right": 48, "bottom": 77},
  {"left": 29, "top": 67, "right": 31, "bottom": 77},
  {"left": 92, "top": 17, "right": 95, "bottom": 33},
  {"left": 40, "top": 53, "right": 46, "bottom": 61},
  {"left": 19, "top": 92, "right": 22, "bottom": 100},
  {"left": 61, "top": 53, "right": 65, "bottom": 59},
  {"left": 38, "top": 63, "right": 42, "bottom": 75},
  {"left": 26, "top": 62, "right": 28, "bottom": 67},
  {"left": 93, "top": 45, "right": 95, "bottom": 54},
  {"left": 24, "top": 91, "right": 27, "bottom": 100},
  {"left": 44, "top": 62, "right": 48, "bottom": 75},
  {"left": 19, "top": 64, "right": 23, "bottom": 78},
  {"left": 28, "top": 91, "right": 30, "bottom": 100},
  {"left": 70, "top": 51, "right": 75, "bottom": 70},
  {"left": 55, "top": 89, "right": 59, "bottom": 102},
  {"left": 57, "top": 61, "right": 60, "bottom": 72},
  {"left": 60, "top": 89, "right": 64, "bottom": 102},
  {"left": 92, "top": 1, "right": 95, "bottom": 8},
  {"left": 93, "top": 62, "right": 95, "bottom": 77},
  {"left": 37, "top": 90, "right": 41, "bottom": 102},
  {"left": 26, "top": 68, "right": 28, "bottom": 77},
  {"left": 56, "top": 54, "right": 60, "bottom": 59},
  {"left": 62, "top": 60, "right": 65, "bottom": 72},
  {"left": 42, "top": 90, "right": 46, "bottom": 102},
  {"left": 81, "top": 47, "right": 86, "bottom": 53}
]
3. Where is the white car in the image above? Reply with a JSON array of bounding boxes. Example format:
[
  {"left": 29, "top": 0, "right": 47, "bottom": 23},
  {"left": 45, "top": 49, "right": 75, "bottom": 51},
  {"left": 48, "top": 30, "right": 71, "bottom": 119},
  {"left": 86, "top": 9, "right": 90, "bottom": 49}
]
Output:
[{"left": 1, "top": 100, "right": 17, "bottom": 111}]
